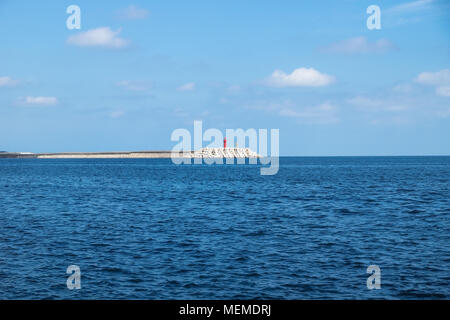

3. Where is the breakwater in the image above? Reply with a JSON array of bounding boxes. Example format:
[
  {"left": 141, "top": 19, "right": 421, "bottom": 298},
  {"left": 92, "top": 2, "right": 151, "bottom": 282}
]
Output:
[
  {"left": 0, "top": 153, "right": 36, "bottom": 159},
  {"left": 0, "top": 148, "right": 259, "bottom": 159}
]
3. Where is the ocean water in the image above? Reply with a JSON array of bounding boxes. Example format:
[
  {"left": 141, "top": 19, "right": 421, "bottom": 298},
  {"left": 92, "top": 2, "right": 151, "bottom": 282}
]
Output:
[{"left": 0, "top": 156, "right": 449, "bottom": 299}]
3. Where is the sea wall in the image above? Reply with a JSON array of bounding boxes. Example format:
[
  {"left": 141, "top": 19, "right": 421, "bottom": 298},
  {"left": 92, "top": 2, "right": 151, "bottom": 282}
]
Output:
[
  {"left": 1, "top": 148, "right": 260, "bottom": 159},
  {"left": 36, "top": 152, "right": 177, "bottom": 159},
  {"left": 0, "top": 153, "right": 37, "bottom": 158}
]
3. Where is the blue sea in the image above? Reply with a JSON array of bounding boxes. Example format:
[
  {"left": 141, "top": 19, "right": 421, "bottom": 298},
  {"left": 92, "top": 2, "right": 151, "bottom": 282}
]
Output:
[{"left": 0, "top": 157, "right": 449, "bottom": 299}]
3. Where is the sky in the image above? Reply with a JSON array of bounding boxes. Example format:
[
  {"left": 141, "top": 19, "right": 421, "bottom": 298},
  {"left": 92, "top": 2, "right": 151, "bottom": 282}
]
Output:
[{"left": 0, "top": 0, "right": 449, "bottom": 155}]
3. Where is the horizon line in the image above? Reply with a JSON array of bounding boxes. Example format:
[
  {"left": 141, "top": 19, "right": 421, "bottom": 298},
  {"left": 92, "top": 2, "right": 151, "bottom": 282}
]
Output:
[{"left": 1, "top": 150, "right": 450, "bottom": 158}]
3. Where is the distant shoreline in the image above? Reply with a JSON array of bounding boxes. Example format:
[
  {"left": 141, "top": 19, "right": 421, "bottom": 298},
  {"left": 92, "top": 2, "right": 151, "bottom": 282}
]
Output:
[
  {"left": 0, "top": 148, "right": 260, "bottom": 159},
  {"left": 0, "top": 151, "right": 175, "bottom": 159},
  {"left": 0, "top": 152, "right": 449, "bottom": 159}
]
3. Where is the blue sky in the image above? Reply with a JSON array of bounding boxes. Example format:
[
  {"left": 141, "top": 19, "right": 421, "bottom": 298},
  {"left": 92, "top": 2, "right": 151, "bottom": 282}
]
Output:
[{"left": 0, "top": 0, "right": 449, "bottom": 155}]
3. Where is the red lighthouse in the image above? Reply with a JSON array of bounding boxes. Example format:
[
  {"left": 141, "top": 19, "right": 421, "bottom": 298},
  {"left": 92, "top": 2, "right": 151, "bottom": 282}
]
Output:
[{"left": 223, "top": 137, "right": 227, "bottom": 148}]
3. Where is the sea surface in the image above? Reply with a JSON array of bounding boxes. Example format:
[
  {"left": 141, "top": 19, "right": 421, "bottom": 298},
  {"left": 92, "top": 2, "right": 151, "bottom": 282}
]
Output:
[{"left": 0, "top": 157, "right": 449, "bottom": 299}]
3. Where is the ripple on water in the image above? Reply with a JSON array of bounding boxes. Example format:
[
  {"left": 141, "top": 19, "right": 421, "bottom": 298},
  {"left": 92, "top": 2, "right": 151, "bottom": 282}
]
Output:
[{"left": 0, "top": 157, "right": 449, "bottom": 299}]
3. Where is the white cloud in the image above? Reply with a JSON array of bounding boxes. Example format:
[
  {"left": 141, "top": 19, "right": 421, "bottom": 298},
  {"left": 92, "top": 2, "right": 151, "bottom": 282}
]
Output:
[
  {"left": 21, "top": 96, "right": 58, "bottom": 106},
  {"left": 0, "top": 76, "right": 19, "bottom": 87},
  {"left": 245, "top": 99, "right": 338, "bottom": 124},
  {"left": 348, "top": 96, "right": 408, "bottom": 112},
  {"left": 437, "top": 107, "right": 450, "bottom": 118},
  {"left": 109, "top": 111, "right": 125, "bottom": 118},
  {"left": 177, "top": 82, "right": 195, "bottom": 91},
  {"left": 436, "top": 86, "right": 450, "bottom": 97},
  {"left": 173, "top": 107, "right": 190, "bottom": 118},
  {"left": 279, "top": 102, "right": 339, "bottom": 124},
  {"left": 265, "top": 67, "right": 335, "bottom": 87},
  {"left": 117, "top": 80, "right": 151, "bottom": 92},
  {"left": 67, "top": 27, "right": 129, "bottom": 48},
  {"left": 387, "top": 0, "right": 433, "bottom": 13},
  {"left": 321, "top": 36, "right": 394, "bottom": 54},
  {"left": 384, "top": 0, "right": 435, "bottom": 26},
  {"left": 119, "top": 5, "right": 149, "bottom": 20},
  {"left": 415, "top": 69, "right": 450, "bottom": 85},
  {"left": 227, "top": 85, "right": 241, "bottom": 94},
  {"left": 393, "top": 84, "right": 413, "bottom": 93},
  {"left": 415, "top": 69, "right": 450, "bottom": 97}
]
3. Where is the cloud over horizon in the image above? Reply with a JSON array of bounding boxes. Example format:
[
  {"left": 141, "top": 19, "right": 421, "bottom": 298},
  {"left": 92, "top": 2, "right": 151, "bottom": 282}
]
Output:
[
  {"left": 19, "top": 96, "right": 58, "bottom": 106},
  {"left": 387, "top": 0, "right": 433, "bottom": 14},
  {"left": 320, "top": 36, "right": 395, "bottom": 54},
  {"left": 279, "top": 102, "right": 339, "bottom": 124},
  {"left": 109, "top": 110, "right": 125, "bottom": 118},
  {"left": 177, "top": 82, "right": 195, "bottom": 91},
  {"left": 67, "top": 27, "right": 129, "bottom": 48},
  {"left": 415, "top": 69, "right": 450, "bottom": 97},
  {"left": 0, "top": 76, "right": 20, "bottom": 87},
  {"left": 265, "top": 68, "right": 335, "bottom": 87},
  {"left": 118, "top": 5, "right": 149, "bottom": 20},
  {"left": 348, "top": 96, "right": 408, "bottom": 112},
  {"left": 117, "top": 80, "right": 151, "bottom": 92}
]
